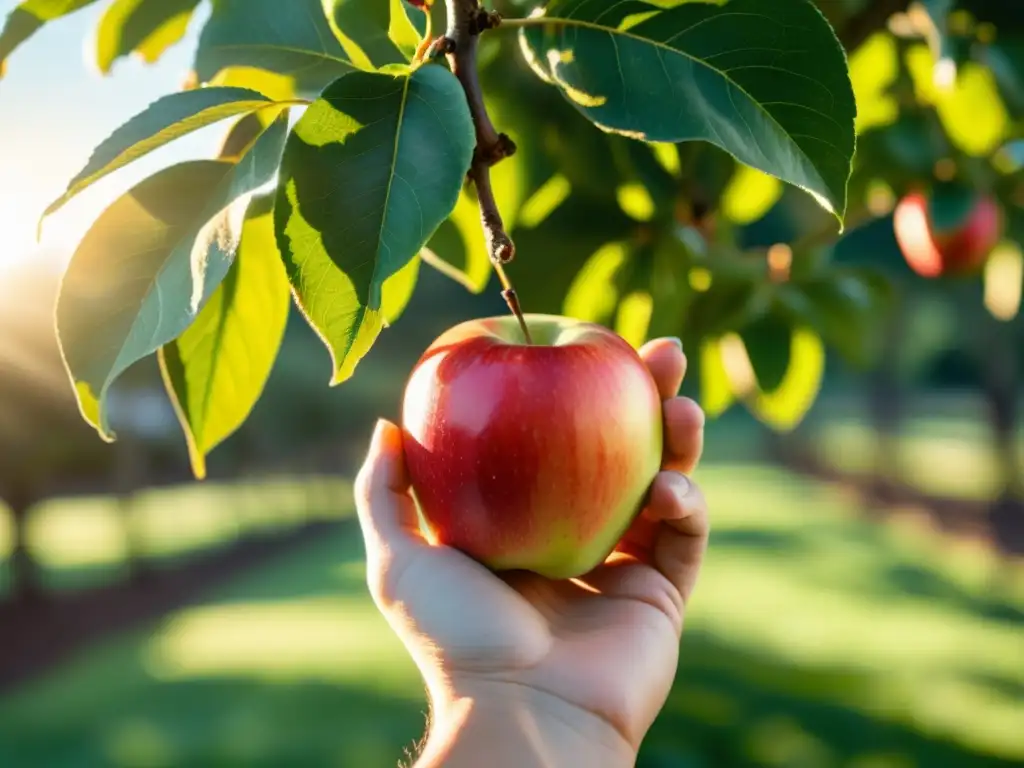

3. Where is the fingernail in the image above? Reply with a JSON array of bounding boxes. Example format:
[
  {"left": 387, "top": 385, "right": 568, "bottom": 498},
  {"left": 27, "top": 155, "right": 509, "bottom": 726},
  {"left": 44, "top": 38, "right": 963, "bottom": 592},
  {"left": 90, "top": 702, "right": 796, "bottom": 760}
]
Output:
[
  {"left": 668, "top": 337, "right": 683, "bottom": 350},
  {"left": 370, "top": 419, "right": 393, "bottom": 448},
  {"left": 664, "top": 471, "right": 691, "bottom": 497}
]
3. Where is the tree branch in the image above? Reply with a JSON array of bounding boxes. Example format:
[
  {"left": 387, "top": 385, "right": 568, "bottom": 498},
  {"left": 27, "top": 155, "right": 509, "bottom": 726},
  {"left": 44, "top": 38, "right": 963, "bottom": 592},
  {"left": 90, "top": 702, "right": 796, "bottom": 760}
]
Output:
[
  {"left": 840, "top": 0, "right": 912, "bottom": 51},
  {"left": 442, "top": 0, "right": 531, "bottom": 343}
]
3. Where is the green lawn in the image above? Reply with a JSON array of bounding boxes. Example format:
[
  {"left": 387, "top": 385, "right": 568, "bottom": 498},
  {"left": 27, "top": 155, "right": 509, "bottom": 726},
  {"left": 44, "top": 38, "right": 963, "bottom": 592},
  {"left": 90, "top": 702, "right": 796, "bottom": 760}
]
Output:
[
  {"left": 802, "top": 392, "right": 1024, "bottom": 502},
  {"left": 1, "top": 463, "right": 1021, "bottom": 768},
  {"left": 0, "top": 476, "right": 352, "bottom": 596}
]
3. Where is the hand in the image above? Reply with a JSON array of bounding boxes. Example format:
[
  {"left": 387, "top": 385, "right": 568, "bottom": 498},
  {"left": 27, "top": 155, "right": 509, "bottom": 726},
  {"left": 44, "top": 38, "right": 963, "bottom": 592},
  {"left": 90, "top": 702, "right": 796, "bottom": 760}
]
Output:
[{"left": 355, "top": 338, "right": 709, "bottom": 767}]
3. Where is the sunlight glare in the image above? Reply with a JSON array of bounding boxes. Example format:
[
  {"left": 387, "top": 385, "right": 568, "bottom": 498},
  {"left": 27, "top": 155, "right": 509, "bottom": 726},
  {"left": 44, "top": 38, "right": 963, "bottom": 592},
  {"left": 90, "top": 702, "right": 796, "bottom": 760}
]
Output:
[{"left": 144, "top": 598, "right": 418, "bottom": 693}]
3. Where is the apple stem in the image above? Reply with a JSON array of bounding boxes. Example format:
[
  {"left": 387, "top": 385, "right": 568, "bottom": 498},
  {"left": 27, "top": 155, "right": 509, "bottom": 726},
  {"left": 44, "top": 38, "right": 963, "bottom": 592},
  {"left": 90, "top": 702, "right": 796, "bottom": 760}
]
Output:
[
  {"left": 494, "top": 261, "right": 533, "bottom": 344},
  {"left": 442, "top": 0, "right": 532, "bottom": 343}
]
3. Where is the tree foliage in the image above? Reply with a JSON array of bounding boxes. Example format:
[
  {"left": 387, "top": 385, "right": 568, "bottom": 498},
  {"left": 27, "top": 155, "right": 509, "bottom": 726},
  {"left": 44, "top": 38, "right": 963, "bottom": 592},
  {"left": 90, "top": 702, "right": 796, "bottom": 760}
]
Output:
[{"left": 3, "top": 0, "right": 1022, "bottom": 478}]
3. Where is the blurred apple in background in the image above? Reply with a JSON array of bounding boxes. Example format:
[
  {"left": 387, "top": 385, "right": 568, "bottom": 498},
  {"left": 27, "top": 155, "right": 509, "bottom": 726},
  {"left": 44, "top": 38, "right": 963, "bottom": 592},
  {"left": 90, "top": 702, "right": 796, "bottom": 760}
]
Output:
[
  {"left": 894, "top": 183, "right": 1003, "bottom": 279},
  {"left": 402, "top": 314, "right": 664, "bottom": 579}
]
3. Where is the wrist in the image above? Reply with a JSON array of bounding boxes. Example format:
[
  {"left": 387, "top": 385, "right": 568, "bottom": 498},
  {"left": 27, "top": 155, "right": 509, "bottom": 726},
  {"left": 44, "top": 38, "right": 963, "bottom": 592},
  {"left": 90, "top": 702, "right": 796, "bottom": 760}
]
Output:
[{"left": 415, "top": 678, "right": 636, "bottom": 768}]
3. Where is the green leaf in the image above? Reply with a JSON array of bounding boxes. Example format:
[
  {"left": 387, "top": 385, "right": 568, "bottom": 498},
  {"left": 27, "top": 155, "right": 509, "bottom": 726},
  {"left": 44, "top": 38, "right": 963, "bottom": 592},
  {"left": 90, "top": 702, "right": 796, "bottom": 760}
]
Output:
[
  {"left": 158, "top": 196, "right": 290, "bottom": 480},
  {"left": 721, "top": 165, "right": 783, "bottom": 225},
  {"left": 94, "top": 0, "right": 201, "bottom": 74},
  {"left": 507, "top": 193, "right": 636, "bottom": 315},
  {"left": 684, "top": 279, "right": 771, "bottom": 340},
  {"left": 399, "top": 0, "right": 428, "bottom": 37},
  {"left": 517, "top": 0, "right": 857, "bottom": 223},
  {"left": 739, "top": 314, "right": 792, "bottom": 393},
  {"left": 327, "top": 0, "right": 406, "bottom": 69},
  {"left": 382, "top": 253, "right": 421, "bottom": 325},
  {"left": 615, "top": 290, "right": 654, "bottom": 349},
  {"left": 422, "top": 207, "right": 494, "bottom": 293},
  {"left": 217, "top": 111, "right": 274, "bottom": 160},
  {"left": 848, "top": 31, "right": 899, "bottom": 135},
  {"left": 275, "top": 65, "right": 474, "bottom": 385},
  {"left": 423, "top": 155, "right": 535, "bottom": 294},
  {"left": 563, "top": 241, "right": 629, "bottom": 325},
  {"left": 0, "top": 0, "right": 101, "bottom": 75},
  {"left": 779, "top": 270, "right": 892, "bottom": 367},
  {"left": 43, "top": 86, "right": 284, "bottom": 222},
  {"left": 195, "top": 0, "right": 354, "bottom": 96},
  {"left": 645, "top": 234, "right": 693, "bottom": 339},
  {"left": 699, "top": 337, "right": 735, "bottom": 418},
  {"left": 56, "top": 113, "right": 290, "bottom": 441},
  {"left": 905, "top": 43, "right": 1010, "bottom": 157},
  {"left": 747, "top": 327, "right": 825, "bottom": 430},
  {"left": 388, "top": 0, "right": 424, "bottom": 59}
]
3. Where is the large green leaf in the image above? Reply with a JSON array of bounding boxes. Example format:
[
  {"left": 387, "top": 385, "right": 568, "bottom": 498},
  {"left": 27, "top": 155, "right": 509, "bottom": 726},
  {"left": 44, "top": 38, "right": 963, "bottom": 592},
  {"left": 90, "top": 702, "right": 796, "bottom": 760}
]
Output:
[
  {"left": 275, "top": 64, "right": 474, "bottom": 385},
  {"left": 382, "top": 253, "right": 421, "bottom": 325},
  {"left": 517, "top": 0, "right": 856, "bottom": 223},
  {"left": 43, "top": 86, "right": 285, "bottom": 221},
  {"left": 195, "top": 0, "right": 355, "bottom": 96},
  {"left": 159, "top": 196, "right": 290, "bottom": 480},
  {"left": 94, "top": 0, "right": 201, "bottom": 74},
  {"left": 326, "top": 0, "right": 406, "bottom": 69},
  {"left": 57, "top": 113, "right": 289, "bottom": 441},
  {"left": 0, "top": 0, "right": 101, "bottom": 74}
]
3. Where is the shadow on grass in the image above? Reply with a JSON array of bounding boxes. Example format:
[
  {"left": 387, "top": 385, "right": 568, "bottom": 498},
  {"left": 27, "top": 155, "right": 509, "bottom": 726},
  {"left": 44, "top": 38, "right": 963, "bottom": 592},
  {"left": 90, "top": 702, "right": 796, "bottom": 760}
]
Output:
[
  {"left": 0, "top": 639, "right": 1016, "bottom": 768},
  {"left": 712, "top": 517, "right": 1023, "bottom": 631},
  {"left": 1, "top": 520, "right": 1020, "bottom": 768},
  {"left": 885, "top": 563, "right": 1024, "bottom": 625},
  {"left": 645, "top": 631, "right": 1020, "bottom": 768},
  {"left": 0, "top": 678, "right": 429, "bottom": 768}
]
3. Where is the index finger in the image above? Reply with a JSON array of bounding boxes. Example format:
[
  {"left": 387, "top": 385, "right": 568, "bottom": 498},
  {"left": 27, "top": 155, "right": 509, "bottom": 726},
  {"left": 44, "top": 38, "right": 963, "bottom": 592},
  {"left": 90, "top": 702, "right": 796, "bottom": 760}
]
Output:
[
  {"left": 638, "top": 338, "right": 704, "bottom": 474},
  {"left": 638, "top": 337, "right": 686, "bottom": 400}
]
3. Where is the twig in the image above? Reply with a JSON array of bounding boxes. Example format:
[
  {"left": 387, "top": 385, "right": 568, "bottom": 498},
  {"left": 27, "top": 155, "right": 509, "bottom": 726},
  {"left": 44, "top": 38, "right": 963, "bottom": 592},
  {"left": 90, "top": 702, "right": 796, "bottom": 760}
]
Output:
[
  {"left": 441, "top": 0, "right": 531, "bottom": 343},
  {"left": 840, "top": 0, "right": 912, "bottom": 51}
]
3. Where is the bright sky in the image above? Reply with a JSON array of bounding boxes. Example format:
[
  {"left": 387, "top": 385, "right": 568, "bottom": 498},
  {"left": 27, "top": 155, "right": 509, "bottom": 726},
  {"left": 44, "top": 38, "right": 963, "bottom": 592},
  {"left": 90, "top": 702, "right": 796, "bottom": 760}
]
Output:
[{"left": 0, "top": 1, "right": 225, "bottom": 271}]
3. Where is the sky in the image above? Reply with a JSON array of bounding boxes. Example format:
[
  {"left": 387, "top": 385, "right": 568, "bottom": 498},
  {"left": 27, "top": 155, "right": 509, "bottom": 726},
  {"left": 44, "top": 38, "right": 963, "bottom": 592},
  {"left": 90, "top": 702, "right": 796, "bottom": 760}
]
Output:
[{"left": 0, "top": 1, "right": 223, "bottom": 271}]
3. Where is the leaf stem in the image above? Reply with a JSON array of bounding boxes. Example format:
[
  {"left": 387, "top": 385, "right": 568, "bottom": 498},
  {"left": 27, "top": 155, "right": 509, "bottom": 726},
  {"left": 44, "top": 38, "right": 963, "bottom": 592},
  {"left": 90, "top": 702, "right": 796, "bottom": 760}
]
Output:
[
  {"left": 492, "top": 17, "right": 538, "bottom": 29},
  {"left": 443, "top": 0, "right": 531, "bottom": 343}
]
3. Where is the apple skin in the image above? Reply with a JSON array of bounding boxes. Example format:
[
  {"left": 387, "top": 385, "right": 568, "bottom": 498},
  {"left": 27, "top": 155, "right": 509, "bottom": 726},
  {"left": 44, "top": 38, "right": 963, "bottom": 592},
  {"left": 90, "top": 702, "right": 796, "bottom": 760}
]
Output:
[
  {"left": 893, "top": 188, "right": 1003, "bottom": 278},
  {"left": 401, "top": 314, "right": 664, "bottom": 580}
]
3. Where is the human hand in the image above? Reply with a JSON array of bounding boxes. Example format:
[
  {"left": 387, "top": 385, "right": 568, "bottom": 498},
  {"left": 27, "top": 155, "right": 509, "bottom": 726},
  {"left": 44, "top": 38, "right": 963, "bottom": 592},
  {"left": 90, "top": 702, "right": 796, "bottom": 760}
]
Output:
[{"left": 355, "top": 338, "right": 709, "bottom": 767}]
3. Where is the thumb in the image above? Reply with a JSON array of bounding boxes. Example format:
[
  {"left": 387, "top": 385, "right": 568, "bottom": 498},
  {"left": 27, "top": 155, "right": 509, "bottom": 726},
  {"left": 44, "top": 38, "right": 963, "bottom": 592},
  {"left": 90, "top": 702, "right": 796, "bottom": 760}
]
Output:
[{"left": 354, "top": 419, "right": 425, "bottom": 556}]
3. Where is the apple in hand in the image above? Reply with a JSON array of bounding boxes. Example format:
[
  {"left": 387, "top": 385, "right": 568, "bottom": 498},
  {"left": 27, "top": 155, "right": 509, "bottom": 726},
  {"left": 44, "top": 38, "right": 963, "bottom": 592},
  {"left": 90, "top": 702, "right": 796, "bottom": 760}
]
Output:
[
  {"left": 401, "top": 314, "right": 664, "bottom": 580},
  {"left": 893, "top": 185, "right": 1003, "bottom": 278}
]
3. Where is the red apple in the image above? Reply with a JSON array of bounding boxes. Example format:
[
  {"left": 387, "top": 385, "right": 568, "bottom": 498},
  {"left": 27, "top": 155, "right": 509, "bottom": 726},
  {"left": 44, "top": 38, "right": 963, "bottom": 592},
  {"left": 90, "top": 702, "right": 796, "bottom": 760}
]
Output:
[
  {"left": 893, "top": 187, "right": 1003, "bottom": 278},
  {"left": 401, "top": 314, "right": 664, "bottom": 579}
]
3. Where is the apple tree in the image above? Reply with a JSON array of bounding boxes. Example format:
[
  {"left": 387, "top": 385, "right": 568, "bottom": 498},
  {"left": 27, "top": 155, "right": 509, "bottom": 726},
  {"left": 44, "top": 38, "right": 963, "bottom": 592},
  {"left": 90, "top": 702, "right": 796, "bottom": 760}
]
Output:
[
  {"left": 0, "top": 0, "right": 1019, "bottom": 481},
  {"left": 824, "top": 0, "right": 1024, "bottom": 524}
]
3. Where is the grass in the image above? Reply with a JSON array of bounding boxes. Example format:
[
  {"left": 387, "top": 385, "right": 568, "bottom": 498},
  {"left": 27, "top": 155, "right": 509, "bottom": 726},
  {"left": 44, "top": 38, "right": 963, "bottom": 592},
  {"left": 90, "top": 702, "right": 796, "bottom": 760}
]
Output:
[
  {"left": 2, "top": 393, "right": 1010, "bottom": 598},
  {"left": 802, "top": 391, "right": 1024, "bottom": 502},
  {"left": 1, "top": 463, "right": 1022, "bottom": 768},
  {"left": 0, "top": 476, "right": 353, "bottom": 596}
]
